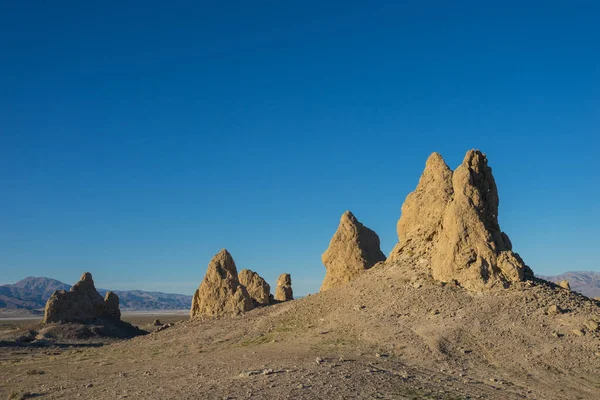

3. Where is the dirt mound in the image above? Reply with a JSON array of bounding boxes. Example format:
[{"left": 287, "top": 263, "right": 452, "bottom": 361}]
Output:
[
  {"left": 238, "top": 269, "right": 271, "bottom": 306},
  {"left": 43, "top": 273, "right": 122, "bottom": 323},
  {"left": 190, "top": 249, "right": 254, "bottom": 318},
  {"left": 321, "top": 211, "right": 386, "bottom": 291},
  {"left": 389, "top": 150, "right": 533, "bottom": 290},
  {"left": 274, "top": 273, "right": 293, "bottom": 301}
]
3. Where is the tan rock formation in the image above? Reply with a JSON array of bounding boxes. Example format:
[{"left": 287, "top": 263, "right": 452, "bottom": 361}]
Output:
[
  {"left": 103, "top": 291, "right": 121, "bottom": 320},
  {"left": 274, "top": 273, "right": 293, "bottom": 301},
  {"left": 238, "top": 269, "right": 271, "bottom": 306},
  {"left": 559, "top": 280, "right": 571, "bottom": 291},
  {"left": 43, "top": 272, "right": 121, "bottom": 323},
  {"left": 389, "top": 150, "right": 533, "bottom": 290},
  {"left": 190, "top": 249, "right": 254, "bottom": 318},
  {"left": 321, "top": 211, "right": 386, "bottom": 291}
]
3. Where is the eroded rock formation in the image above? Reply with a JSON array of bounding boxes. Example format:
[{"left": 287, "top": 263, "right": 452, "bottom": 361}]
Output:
[
  {"left": 190, "top": 249, "right": 254, "bottom": 318},
  {"left": 238, "top": 269, "right": 271, "bottom": 306},
  {"left": 274, "top": 273, "right": 293, "bottom": 301},
  {"left": 43, "top": 272, "right": 121, "bottom": 323},
  {"left": 321, "top": 211, "right": 386, "bottom": 291},
  {"left": 389, "top": 150, "right": 533, "bottom": 290}
]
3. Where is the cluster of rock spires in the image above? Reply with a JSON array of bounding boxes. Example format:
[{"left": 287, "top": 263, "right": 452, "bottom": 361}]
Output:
[
  {"left": 320, "top": 149, "right": 534, "bottom": 292},
  {"left": 43, "top": 272, "right": 121, "bottom": 324},
  {"left": 190, "top": 249, "right": 293, "bottom": 318},
  {"left": 388, "top": 150, "right": 533, "bottom": 289},
  {"left": 188, "top": 149, "right": 533, "bottom": 319},
  {"left": 41, "top": 150, "right": 536, "bottom": 324}
]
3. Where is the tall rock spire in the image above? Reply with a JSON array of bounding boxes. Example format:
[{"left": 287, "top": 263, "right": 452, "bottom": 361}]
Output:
[
  {"left": 389, "top": 150, "right": 533, "bottom": 289},
  {"left": 321, "top": 211, "right": 386, "bottom": 291},
  {"left": 190, "top": 249, "right": 254, "bottom": 318}
]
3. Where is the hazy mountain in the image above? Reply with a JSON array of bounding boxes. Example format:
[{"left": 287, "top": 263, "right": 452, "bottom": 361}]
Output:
[
  {"left": 0, "top": 277, "right": 70, "bottom": 310},
  {"left": 98, "top": 289, "right": 193, "bottom": 311},
  {"left": 539, "top": 271, "right": 600, "bottom": 298},
  {"left": 0, "top": 277, "right": 192, "bottom": 312}
]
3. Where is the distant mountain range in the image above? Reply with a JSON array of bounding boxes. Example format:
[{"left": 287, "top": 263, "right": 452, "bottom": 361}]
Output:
[
  {"left": 539, "top": 271, "right": 600, "bottom": 298},
  {"left": 0, "top": 277, "right": 192, "bottom": 313},
  {"left": 2, "top": 272, "right": 598, "bottom": 316}
]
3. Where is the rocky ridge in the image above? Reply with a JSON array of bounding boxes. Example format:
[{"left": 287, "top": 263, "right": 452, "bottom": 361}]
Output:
[{"left": 540, "top": 271, "right": 600, "bottom": 298}]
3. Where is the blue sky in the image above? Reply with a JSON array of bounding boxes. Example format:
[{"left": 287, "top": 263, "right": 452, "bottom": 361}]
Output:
[{"left": 1, "top": 1, "right": 598, "bottom": 295}]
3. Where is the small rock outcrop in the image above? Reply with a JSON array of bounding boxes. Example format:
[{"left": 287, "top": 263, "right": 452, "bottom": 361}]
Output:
[
  {"left": 238, "top": 269, "right": 271, "bottom": 306},
  {"left": 43, "top": 272, "right": 121, "bottom": 323},
  {"left": 103, "top": 291, "right": 121, "bottom": 320},
  {"left": 389, "top": 150, "right": 533, "bottom": 290},
  {"left": 559, "top": 280, "right": 571, "bottom": 291},
  {"left": 190, "top": 249, "right": 254, "bottom": 318},
  {"left": 274, "top": 273, "right": 293, "bottom": 301},
  {"left": 321, "top": 211, "right": 386, "bottom": 291}
]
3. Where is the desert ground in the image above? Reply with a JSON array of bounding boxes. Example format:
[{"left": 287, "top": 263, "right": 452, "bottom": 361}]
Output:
[
  {"left": 0, "top": 311, "right": 188, "bottom": 333},
  {"left": 2, "top": 261, "right": 600, "bottom": 400}
]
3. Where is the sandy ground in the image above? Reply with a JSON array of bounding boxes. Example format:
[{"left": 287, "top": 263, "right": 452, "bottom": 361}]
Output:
[
  {"left": 2, "top": 262, "right": 600, "bottom": 399},
  {"left": 0, "top": 311, "right": 189, "bottom": 338}
]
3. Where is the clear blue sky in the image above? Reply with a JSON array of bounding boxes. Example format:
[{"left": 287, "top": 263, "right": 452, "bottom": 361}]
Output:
[{"left": 1, "top": 1, "right": 598, "bottom": 295}]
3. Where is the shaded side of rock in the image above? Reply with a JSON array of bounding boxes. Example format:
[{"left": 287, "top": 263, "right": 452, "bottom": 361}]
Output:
[
  {"left": 274, "top": 273, "right": 293, "bottom": 301},
  {"left": 320, "top": 211, "right": 386, "bottom": 291},
  {"left": 43, "top": 272, "right": 122, "bottom": 324},
  {"left": 238, "top": 269, "right": 271, "bottom": 306},
  {"left": 190, "top": 249, "right": 254, "bottom": 318},
  {"left": 389, "top": 150, "right": 533, "bottom": 290}
]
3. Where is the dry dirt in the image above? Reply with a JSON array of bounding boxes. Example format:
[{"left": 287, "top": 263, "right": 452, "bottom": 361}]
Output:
[{"left": 2, "top": 262, "right": 600, "bottom": 399}]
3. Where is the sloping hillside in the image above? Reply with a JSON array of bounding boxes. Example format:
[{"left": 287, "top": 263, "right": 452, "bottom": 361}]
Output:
[
  {"left": 539, "top": 271, "right": 600, "bottom": 298},
  {"left": 3, "top": 261, "right": 600, "bottom": 399}
]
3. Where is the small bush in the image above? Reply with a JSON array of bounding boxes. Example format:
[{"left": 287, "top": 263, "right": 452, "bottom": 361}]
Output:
[{"left": 26, "top": 369, "right": 44, "bottom": 375}]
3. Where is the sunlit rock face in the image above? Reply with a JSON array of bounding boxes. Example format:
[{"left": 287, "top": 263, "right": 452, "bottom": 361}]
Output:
[{"left": 389, "top": 150, "right": 533, "bottom": 290}]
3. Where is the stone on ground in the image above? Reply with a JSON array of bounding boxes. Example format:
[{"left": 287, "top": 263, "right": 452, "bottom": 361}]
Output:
[{"left": 558, "top": 280, "right": 571, "bottom": 290}]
